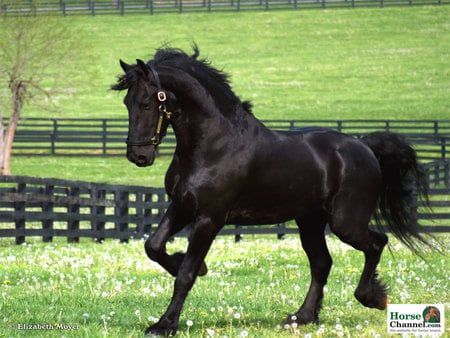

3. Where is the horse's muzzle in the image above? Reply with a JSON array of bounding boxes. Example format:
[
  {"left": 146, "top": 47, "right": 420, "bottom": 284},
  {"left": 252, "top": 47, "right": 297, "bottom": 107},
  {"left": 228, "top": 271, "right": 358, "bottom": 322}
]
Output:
[{"left": 127, "top": 145, "right": 156, "bottom": 167}]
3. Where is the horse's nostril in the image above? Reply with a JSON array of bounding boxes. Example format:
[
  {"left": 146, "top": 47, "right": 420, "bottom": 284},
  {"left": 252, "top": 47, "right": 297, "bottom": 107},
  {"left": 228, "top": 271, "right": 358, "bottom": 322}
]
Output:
[{"left": 137, "top": 155, "right": 147, "bottom": 164}]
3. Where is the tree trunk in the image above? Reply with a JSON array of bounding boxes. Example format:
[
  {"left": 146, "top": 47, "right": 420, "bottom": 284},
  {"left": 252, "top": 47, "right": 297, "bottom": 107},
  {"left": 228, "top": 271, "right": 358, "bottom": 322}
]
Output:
[{"left": 0, "top": 81, "right": 26, "bottom": 175}]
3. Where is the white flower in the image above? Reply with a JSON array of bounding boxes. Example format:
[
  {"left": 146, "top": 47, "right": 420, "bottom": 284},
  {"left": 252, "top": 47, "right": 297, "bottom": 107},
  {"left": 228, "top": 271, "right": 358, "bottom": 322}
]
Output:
[
  {"left": 186, "top": 319, "right": 193, "bottom": 327},
  {"left": 240, "top": 330, "right": 248, "bottom": 337}
]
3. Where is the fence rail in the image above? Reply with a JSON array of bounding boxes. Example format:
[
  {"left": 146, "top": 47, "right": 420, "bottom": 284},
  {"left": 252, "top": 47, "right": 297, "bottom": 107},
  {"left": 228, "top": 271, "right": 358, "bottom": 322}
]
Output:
[
  {"left": 10, "top": 118, "right": 450, "bottom": 161},
  {"left": 0, "top": 163, "right": 448, "bottom": 243},
  {"left": 1, "top": 0, "right": 448, "bottom": 17}
]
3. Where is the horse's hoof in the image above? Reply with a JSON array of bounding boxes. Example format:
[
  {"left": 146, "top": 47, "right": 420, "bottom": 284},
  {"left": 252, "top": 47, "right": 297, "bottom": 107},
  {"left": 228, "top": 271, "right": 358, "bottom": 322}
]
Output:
[
  {"left": 283, "top": 312, "right": 318, "bottom": 327},
  {"left": 144, "top": 324, "right": 177, "bottom": 337},
  {"left": 378, "top": 295, "right": 388, "bottom": 310},
  {"left": 198, "top": 261, "right": 208, "bottom": 276}
]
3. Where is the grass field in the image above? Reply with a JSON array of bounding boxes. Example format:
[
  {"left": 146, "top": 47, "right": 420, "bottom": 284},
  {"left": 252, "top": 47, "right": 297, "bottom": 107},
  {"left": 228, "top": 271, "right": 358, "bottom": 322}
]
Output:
[
  {"left": 1, "top": 234, "right": 449, "bottom": 337},
  {"left": 7, "top": 6, "right": 449, "bottom": 122}
]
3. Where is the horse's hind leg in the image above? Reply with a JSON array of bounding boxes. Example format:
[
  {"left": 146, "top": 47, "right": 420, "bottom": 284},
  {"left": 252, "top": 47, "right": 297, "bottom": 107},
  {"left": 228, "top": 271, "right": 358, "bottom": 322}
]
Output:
[
  {"left": 285, "top": 211, "right": 331, "bottom": 326},
  {"left": 330, "top": 194, "right": 389, "bottom": 310}
]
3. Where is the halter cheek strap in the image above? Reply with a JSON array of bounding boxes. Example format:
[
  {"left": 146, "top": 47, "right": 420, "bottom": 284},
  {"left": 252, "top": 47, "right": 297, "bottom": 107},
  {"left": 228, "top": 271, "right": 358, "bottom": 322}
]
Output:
[{"left": 125, "top": 65, "right": 172, "bottom": 147}]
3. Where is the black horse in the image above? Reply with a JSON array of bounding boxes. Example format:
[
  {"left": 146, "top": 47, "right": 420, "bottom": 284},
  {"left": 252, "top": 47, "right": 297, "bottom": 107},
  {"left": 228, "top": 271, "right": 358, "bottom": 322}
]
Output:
[{"left": 112, "top": 46, "right": 430, "bottom": 336}]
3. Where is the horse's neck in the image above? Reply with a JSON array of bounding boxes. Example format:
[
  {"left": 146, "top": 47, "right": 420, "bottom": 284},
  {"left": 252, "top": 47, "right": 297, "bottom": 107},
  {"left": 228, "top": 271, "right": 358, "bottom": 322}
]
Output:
[{"left": 171, "top": 103, "right": 272, "bottom": 156}]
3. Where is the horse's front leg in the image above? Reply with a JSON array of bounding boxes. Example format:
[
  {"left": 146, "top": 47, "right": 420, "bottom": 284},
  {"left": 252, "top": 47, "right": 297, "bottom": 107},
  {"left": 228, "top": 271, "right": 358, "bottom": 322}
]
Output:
[
  {"left": 145, "top": 215, "right": 222, "bottom": 336},
  {"left": 145, "top": 204, "right": 208, "bottom": 277}
]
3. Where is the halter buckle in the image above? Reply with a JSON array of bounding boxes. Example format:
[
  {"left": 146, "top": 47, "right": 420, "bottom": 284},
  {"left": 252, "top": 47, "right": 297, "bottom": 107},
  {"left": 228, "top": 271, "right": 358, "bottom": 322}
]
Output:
[{"left": 157, "top": 91, "right": 166, "bottom": 102}]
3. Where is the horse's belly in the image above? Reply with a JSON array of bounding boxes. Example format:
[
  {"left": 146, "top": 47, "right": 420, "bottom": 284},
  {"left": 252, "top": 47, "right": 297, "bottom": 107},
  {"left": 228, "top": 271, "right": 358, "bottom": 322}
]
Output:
[{"left": 226, "top": 193, "right": 324, "bottom": 225}]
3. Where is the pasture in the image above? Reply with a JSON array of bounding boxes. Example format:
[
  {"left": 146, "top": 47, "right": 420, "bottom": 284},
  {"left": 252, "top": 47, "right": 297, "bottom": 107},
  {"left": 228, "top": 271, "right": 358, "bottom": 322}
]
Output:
[
  {"left": 14, "top": 6, "right": 450, "bottom": 121},
  {"left": 1, "top": 6, "right": 449, "bottom": 337},
  {"left": 1, "top": 235, "right": 449, "bottom": 337}
]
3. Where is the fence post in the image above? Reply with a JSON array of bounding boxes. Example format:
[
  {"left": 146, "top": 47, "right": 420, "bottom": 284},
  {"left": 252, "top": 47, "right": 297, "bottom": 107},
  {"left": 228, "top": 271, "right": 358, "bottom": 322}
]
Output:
[
  {"left": 102, "top": 119, "right": 107, "bottom": 155},
  {"left": 277, "top": 223, "right": 286, "bottom": 240},
  {"left": 115, "top": 190, "right": 129, "bottom": 243},
  {"left": 42, "top": 184, "right": 54, "bottom": 242},
  {"left": 433, "top": 120, "right": 439, "bottom": 141},
  {"left": 120, "top": 1, "right": 124, "bottom": 15},
  {"left": 92, "top": 188, "right": 106, "bottom": 243},
  {"left": 445, "top": 160, "right": 449, "bottom": 187},
  {"left": 60, "top": 2, "right": 66, "bottom": 16},
  {"left": 51, "top": 119, "right": 58, "bottom": 155},
  {"left": 441, "top": 137, "right": 446, "bottom": 160},
  {"left": 14, "top": 182, "right": 26, "bottom": 245},
  {"left": 89, "top": 0, "right": 95, "bottom": 16},
  {"left": 235, "top": 225, "right": 243, "bottom": 242},
  {"left": 67, "top": 187, "right": 80, "bottom": 243}
]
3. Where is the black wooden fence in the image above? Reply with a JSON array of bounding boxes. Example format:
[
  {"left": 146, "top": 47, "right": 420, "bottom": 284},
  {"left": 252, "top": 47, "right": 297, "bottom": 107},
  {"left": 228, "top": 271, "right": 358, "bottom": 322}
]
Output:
[
  {"left": 11, "top": 118, "right": 450, "bottom": 161},
  {"left": 2, "top": 0, "right": 449, "bottom": 17},
  {"left": 0, "top": 158, "right": 449, "bottom": 244},
  {"left": 0, "top": 175, "right": 167, "bottom": 244}
]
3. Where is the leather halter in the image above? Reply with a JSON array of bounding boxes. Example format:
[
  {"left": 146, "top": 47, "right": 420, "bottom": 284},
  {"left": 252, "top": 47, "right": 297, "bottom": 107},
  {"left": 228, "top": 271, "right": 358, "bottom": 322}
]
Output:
[{"left": 125, "top": 65, "right": 172, "bottom": 146}]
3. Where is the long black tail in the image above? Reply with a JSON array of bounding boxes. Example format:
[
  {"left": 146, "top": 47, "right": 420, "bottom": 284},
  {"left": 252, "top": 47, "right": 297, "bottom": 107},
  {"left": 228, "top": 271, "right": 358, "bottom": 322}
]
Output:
[{"left": 361, "top": 132, "right": 431, "bottom": 253}]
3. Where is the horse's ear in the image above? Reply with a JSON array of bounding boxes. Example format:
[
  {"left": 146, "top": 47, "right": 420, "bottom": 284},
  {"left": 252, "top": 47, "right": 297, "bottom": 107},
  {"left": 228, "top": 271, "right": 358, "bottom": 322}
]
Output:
[
  {"left": 119, "top": 59, "right": 132, "bottom": 72},
  {"left": 136, "top": 59, "right": 150, "bottom": 77}
]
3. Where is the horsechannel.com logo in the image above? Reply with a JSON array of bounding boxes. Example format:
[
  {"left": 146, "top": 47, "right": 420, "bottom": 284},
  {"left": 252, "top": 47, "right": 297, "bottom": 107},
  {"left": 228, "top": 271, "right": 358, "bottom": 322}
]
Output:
[{"left": 387, "top": 304, "right": 445, "bottom": 335}]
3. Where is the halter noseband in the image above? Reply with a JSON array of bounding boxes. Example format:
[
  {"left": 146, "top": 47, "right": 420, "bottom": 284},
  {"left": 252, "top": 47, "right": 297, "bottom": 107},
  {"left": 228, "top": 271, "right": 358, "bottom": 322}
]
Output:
[{"left": 125, "top": 65, "right": 172, "bottom": 147}]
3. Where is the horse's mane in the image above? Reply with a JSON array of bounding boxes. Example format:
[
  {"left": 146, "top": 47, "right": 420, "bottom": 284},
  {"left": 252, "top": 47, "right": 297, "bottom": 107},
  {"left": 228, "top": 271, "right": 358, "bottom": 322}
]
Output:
[{"left": 112, "top": 45, "right": 253, "bottom": 117}]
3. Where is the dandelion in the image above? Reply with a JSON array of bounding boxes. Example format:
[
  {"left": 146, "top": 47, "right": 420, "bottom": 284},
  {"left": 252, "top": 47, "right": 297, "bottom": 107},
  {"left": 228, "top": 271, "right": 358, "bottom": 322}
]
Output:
[
  {"left": 148, "top": 316, "right": 158, "bottom": 323},
  {"left": 316, "top": 326, "right": 325, "bottom": 335},
  {"left": 240, "top": 330, "right": 248, "bottom": 337},
  {"left": 234, "top": 312, "right": 241, "bottom": 320},
  {"left": 186, "top": 319, "right": 193, "bottom": 327},
  {"left": 206, "top": 328, "right": 215, "bottom": 337}
]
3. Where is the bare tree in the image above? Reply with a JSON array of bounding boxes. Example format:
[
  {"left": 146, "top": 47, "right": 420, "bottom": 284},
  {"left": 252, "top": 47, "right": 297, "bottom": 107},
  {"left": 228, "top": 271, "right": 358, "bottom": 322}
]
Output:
[{"left": 0, "top": 2, "right": 75, "bottom": 175}]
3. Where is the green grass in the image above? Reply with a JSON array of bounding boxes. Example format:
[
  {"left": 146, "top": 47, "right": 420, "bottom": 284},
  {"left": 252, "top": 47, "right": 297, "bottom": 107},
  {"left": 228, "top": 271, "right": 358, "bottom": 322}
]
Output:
[
  {"left": 1, "top": 234, "right": 449, "bottom": 337},
  {"left": 10, "top": 156, "right": 171, "bottom": 186},
  {"left": 7, "top": 6, "right": 448, "bottom": 121}
]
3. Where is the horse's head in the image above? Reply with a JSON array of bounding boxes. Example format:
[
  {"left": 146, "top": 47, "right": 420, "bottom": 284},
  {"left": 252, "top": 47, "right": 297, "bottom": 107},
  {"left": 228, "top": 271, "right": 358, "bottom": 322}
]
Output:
[{"left": 112, "top": 59, "right": 173, "bottom": 167}]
